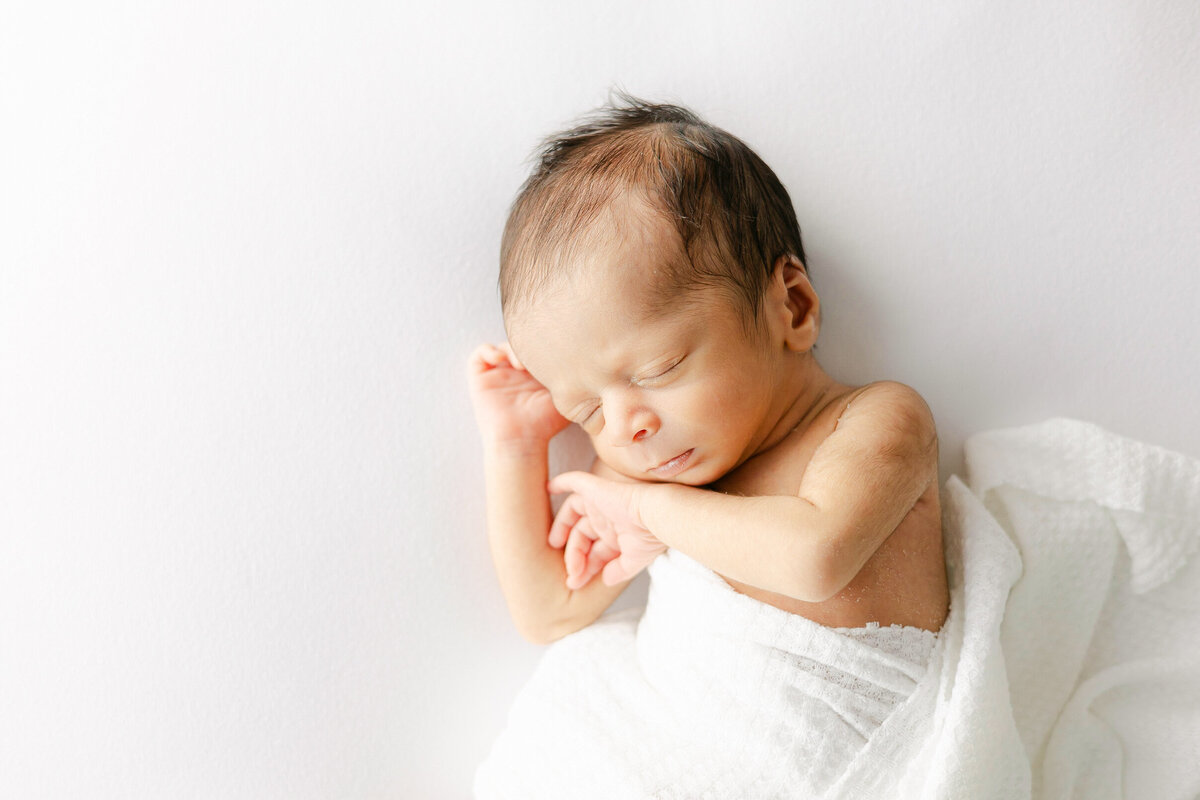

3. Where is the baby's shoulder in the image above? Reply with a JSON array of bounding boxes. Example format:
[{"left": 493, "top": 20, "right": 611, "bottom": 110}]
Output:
[
  {"left": 822, "top": 380, "right": 937, "bottom": 464},
  {"left": 838, "top": 380, "right": 935, "bottom": 432},
  {"left": 714, "top": 382, "right": 936, "bottom": 497}
]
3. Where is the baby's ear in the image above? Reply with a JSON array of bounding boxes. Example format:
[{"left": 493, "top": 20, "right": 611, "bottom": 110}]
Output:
[{"left": 771, "top": 254, "right": 819, "bottom": 352}]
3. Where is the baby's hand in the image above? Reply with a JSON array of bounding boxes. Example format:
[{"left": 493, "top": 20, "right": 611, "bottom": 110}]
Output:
[
  {"left": 466, "top": 342, "right": 570, "bottom": 448},
  {"left": 554, "top": 513, "right": 622, "bottom": 591},
  {"left": 548, "top": 471, "right": 667, "bottom": 588}
]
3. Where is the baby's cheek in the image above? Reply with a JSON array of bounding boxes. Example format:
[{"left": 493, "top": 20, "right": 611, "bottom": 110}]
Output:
[{"left": 708, "top": 386, "right": 745, "bottom": 417}]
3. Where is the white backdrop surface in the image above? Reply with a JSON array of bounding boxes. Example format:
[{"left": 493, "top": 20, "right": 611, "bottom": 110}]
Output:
[{"left": 1, "top": 1, "right": 1198, "bottom": 797}]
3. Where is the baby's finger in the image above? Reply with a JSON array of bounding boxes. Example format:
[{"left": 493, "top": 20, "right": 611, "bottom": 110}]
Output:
[
  {"left": 466, "top": 345, "right": 490, "bottom": 375},
  {"left": 580, "top": 538, "right": 618, "bottom": 587},
  {"left": 564, "top": 519, "right": 602, "bottom": 589},
  {"left": 468, "top": 343, "right": 509, "bottom": 372},
  {"left": 601, "top": 552, "right": 644, "bottom": 587},
  {"left": 548, "top": 494, "right": 584, "bottom": 549},
  {"left": 547, "top": 470, "right": 599, "bottom": 497},
  {"left": 590, "top": 516, "right": 621, "bottom": 551},
  {"left": 497, "top": 342, "right": 525, "bottom": 371},
  {"left": 563, "top": 524, "right": 592, "bottom": 586}
]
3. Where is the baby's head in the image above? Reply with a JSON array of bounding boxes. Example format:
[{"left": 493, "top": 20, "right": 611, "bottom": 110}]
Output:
[
  {"left": 500, "top": 92, "right": 808, "bottom": 338},
  {"left": 502, "top": 93, "right": 826, "bottom": 483}
]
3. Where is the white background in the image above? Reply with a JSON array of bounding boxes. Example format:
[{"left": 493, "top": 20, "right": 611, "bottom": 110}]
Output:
[{"left": 2, "top": 1, "right": 1198, "bottom": 796}]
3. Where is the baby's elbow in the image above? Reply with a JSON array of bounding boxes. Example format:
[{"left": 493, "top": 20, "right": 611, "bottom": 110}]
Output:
[
  {"left": 515, "top": 614, "right": 590, "bottom": 646},
  {"left": 514, "top": 620, "right": 557, "bottom": 646},
  {"left": 789, "top": 544, "right": 854, "bottom": 603},
  {"left": 791, "top": 573, "right": 845, "bottom": 605}
]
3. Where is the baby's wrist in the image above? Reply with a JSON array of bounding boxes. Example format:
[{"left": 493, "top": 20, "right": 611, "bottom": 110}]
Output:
[
  {"left": 482, "top": 435, "right": 553, "bottom": 460},
  {"left": 637, "top": 482, "right": 690, "bottom": 545}
]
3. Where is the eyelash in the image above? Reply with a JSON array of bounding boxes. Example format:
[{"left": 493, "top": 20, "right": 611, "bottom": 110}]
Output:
[{"left": 638, "top": 357, "right": 683, "bottom": 385}]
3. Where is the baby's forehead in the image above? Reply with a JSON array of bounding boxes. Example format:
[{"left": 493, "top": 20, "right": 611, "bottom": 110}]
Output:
[
  {"left": 508, "top": 265, "right": 690, "bottom": 356},
  {"left": 548, "top": 201, "right": 689, "bottom": 301}
]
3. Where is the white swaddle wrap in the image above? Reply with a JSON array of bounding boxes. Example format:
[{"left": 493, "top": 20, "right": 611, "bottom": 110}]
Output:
[
  {"left": 476, "top": 548, "right": 938, "bottom": 798},
  {"left": 475, "top": 419, "right": 1200, "bottom": 799}
]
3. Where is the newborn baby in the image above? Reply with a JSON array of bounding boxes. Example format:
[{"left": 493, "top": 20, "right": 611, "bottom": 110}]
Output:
[
  {"left": 469, "top": 94, "right": 948, "bottom": 638},
  {"left": 468, "top": 93, "right": 950, "bottom": 796}
]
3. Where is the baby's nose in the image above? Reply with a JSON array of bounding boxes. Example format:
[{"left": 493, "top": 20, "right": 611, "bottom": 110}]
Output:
[
  {"left": 616, "top": 408, "right": 658, "bottom": 446},
  {"left": 603, "top": 397, "right": 659, "bottom": 447}
]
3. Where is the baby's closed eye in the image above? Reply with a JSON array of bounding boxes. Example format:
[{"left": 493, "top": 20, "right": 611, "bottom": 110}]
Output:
[{"left": 631, "top": 355, "right": 686, "bottom": 387}]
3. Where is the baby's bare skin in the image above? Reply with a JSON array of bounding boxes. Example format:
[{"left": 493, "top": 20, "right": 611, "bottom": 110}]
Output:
[
  {"left": 594, "top": 381, "right": 948, "bottom": 633},
  {"left": 475, "top": 197, "right": 948, "bottom": 642},
  {"left": 709, "top": 383, "right": 947, "bottom": 631}
]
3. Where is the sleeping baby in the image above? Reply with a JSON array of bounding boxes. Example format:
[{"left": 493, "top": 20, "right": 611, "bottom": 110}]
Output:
[{"left": 467, "top": 93, "right": 950, "bottom": 797}]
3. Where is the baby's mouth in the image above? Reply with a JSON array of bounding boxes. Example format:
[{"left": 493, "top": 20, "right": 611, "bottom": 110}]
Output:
[{"left": 648, "top": 448, "right": 694, "bottom": 478}]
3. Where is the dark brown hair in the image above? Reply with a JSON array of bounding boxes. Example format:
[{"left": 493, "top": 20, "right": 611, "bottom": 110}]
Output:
[{"left": 499, "top": 90, "right": 806, "bottom": 333}]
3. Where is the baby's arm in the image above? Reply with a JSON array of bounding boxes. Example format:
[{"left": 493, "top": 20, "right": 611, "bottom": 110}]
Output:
[
  {"left": 467, "top": 344, "right": 634, "bottom": 644},
  {"left": 550, "top": 382, "right": 936, "bottom": 602}
]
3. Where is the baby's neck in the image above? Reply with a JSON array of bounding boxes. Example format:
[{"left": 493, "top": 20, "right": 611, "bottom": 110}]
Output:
[{"left": 756, "top": 358, "right": 848, "bottom": 457}]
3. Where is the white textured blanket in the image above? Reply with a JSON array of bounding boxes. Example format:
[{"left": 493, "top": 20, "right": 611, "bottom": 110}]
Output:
[{"left": 475, "top": 419, "right": 1200, "bottom": 799}]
